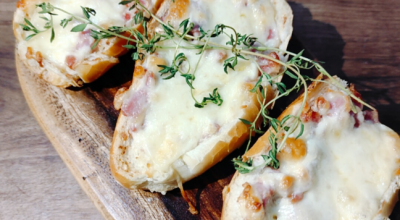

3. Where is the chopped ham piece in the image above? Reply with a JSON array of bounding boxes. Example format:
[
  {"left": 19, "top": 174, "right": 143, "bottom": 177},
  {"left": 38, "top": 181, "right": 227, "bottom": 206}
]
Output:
[
  {"left": 66, "top": 55, "right": 76, "bottom": 69},
  {"left": 267, "top": 29, "right": 274, "bottom": 40},
  {"left": 121, "top": 88, "right": 148, "bottom": 117},
  {"left": 76, "top": 30, "right": 92, "bottom": 50},
  {"left": 124, "top": 13, "right": 131, "bottom": 21},
  {"left": 257, "top": 52, "right": 280, "bottom": 76},
  {"left": 121, "top": 73, "right": 155, "bottom": 117}
]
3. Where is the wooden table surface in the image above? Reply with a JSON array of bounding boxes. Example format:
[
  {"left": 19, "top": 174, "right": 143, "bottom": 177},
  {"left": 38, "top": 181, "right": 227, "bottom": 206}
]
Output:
[{"left": 1, "top": 0, "right": 399, "bottom": 219}]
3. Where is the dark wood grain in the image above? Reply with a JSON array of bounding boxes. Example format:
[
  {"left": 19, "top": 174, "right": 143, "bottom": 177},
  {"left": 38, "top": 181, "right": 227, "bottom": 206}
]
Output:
[
  {"left": 2, "top": 0, "right": 400, "bottom": 219},
  {"left": 289, "top": 0, "right": 400, "bottom": 133}
]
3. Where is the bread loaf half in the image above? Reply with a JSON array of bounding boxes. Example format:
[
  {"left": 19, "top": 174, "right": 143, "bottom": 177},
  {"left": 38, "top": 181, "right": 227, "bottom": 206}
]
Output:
[
  {"left": 110, "top": 0, "right": 293, "bottom": 193},
  {"left": 222, "top": 76, "right": 400, "bottom": 219},
  {"left": 13, "top": 0, "right": 162, "bottom": 87}
]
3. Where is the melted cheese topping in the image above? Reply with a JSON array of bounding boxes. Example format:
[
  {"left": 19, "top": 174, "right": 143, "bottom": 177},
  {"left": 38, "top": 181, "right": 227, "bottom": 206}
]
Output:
[
  {"left": 16, "top": 0, "right": 133, "bottom": 69},
  {"left": 129, "top": 45, "right": 258, "bottom": 175},
  {"left": 223, "top": 86, "right": 400, "bottom": 220},
  {"left": 119, "top": 0, "right": 289, "bottom": 187}
]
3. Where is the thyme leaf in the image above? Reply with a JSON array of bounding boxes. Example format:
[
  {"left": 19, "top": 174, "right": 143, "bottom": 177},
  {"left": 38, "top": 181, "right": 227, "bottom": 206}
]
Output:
[
  {"left": 81, "top": 6, "right": 96, "bottom": 19},
  {"left": 196, "top": 88, "right": 223, "bottom": 108},
  {"left": 71, "top": 23, "right": 87, "bottom": 32},
  {"left": 158, "top": 65, "right": 178, "bottom": 79},
  {"left": 60, "top": 17, "right": 72, "bottom": 28},
  {"left": 223, "top": 54, "right": 247, "bottom": 73}
]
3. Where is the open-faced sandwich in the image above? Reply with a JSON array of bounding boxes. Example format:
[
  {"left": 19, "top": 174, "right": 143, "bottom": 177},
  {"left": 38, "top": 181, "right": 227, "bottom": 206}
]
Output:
[
  {"left": 13, "top": 0, "right": 162, "bottom": 87},
  {"left": 222, "top": 75, "right": 400, "bottom": 219},
  {"left": 110, "top": 0, "right": 293, "bottom": 196}
]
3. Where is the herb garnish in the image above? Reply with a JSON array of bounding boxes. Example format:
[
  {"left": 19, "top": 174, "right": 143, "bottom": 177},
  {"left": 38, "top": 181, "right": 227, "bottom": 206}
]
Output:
[{"left": 20, "top": 0, "right": 375, "bottom": 174}]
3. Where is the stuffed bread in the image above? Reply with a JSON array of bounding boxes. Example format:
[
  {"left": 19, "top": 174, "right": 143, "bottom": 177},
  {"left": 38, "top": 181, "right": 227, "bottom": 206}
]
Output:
[
  {"left": 13, "top": 0, "right": 162, "bottom": 87},
  {"left": 110, "top": 0, "right": 293, "bottom": 194},
  {"left": 222, "top": 76, "right": 400, "bottom": 219}
]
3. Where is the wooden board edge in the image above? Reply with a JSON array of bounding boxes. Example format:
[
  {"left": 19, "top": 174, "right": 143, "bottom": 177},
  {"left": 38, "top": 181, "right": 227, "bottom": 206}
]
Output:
[{"left": 15, "top": 55, "right": 114, "bottom": 220}]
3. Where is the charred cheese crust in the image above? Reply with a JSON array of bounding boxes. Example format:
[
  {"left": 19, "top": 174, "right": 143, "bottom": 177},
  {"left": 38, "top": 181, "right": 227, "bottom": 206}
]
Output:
[
  {"left": 13, "top": 0, "right": 162, "bottom": 87},
  {"left": 110, "top": 0, "right": 293, "bottom": 193},
  {"left": 222, "top": 76, "right": 400, "bottom": 220}
]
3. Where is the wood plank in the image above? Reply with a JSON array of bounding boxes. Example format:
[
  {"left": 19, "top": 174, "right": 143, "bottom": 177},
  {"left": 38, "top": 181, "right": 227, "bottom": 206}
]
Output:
[{"left": 0, "top": 0, "right": 102, "bottom": 219}]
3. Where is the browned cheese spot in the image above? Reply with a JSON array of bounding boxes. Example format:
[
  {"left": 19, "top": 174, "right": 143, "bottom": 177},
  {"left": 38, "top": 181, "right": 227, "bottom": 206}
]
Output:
[
  {"left": 35, "top": 51, "right": 43, "bottom": 67},
  {"left": 279, "top": 175, "right": 294, "bottom": 190},
  {"left": 278, "top": 137, "right": 307, "bottom": 161},
  {"left": 315, "top": 96, "right": 330, "bottom": 112},
  {"left": 25, "top": 47, "right": 33, "bottom": 59},
  {"left": 17, "top": 0, "right": 26, "bottom": 8},
  {"left": 167, "top": 0, "right": 189, "bottom": 20},
  {"left": 238, "top": 183, "right": 263, "bottom": 212},
  {"left": 133, "top": 65, "right": 145, "bottom": 79},
  {"left": 395, "top": 168, "right": 400, "bottom": 176},
  {"left": 118, "top": 146, "right": 127, "bottom": 155},
  {"left": 121, "top": 132, "right": 128, "bottom": 141}
]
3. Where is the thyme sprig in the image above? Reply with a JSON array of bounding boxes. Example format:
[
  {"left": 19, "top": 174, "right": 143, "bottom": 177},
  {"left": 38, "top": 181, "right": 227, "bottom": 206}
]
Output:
[
  {"left": 21, "top": 2, "right": 139, "bottom": 48},
  {"left": 20, "top": 3, "right": 56, "bottom": 42},
  {"left": 232, "top": 51, "right": 311, "bottom": 173},
  {"left": 20, "top": 1, "right": 375, "bottom": 174}
]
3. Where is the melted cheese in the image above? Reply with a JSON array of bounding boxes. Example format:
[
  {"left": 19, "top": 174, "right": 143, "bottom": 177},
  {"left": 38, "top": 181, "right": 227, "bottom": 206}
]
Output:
[
  {"left": 223, "top": 87, "right": 400, "bottom": 220},
  {"left": 129, "top": 45, "right": 258, "bottom": 174},
  {"left": 188, "top": 0, "right": 279, "bottom": 48},
  {"left": 120, "top": 0, "right": 288, "bottom": 187},
  {"left": 16, "top": 0, "right": 131, "bottom": 69}
]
